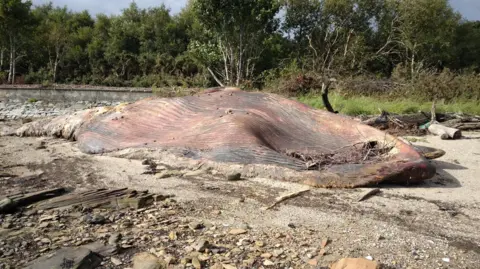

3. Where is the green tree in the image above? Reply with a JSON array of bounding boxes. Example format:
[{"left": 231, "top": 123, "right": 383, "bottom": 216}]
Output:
[
  {"left": 394, "top": 0, "right": 461, "bottom": 77},
  {"left": 192, "top": 0, "right": 281, "bottom": 86},
  {"left": 0, "top": 0, "right": 34, "bottom": 84}
]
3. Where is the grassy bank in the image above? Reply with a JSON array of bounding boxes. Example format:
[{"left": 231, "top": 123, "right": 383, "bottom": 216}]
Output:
[{"left": 297, "top": 93, "right": 480, "bottom": 116}]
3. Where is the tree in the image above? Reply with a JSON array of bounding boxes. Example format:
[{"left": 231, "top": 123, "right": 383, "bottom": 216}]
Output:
[
  {"left": 451, "top": 21, "right": 480, "bottom": 72},
  {"left": 0, "top": 0, "right": 34, "bottom": 84},
  {"left": 192, "top": 0, "right": 281, "bottom": 86},
  {"left": 394, "top": 0, "right": 461, "bottom": 77}
]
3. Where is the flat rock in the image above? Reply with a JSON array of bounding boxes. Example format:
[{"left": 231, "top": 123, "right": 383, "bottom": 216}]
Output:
[
  {"left": 24, "top": 247, "right": 102, "bottom": 269},
  {"left": 330, "top": 258, "right": 379, "bottom": 269},
  {"left": 133, "top": 252, "right": 167, "bottom": 269},
  {"left": 229, "top": 229, "right": 247, "bottom": 235}
]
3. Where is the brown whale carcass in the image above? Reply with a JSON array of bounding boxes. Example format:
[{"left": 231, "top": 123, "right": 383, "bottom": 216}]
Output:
[{"left": 15, "top": 88, "right": 436, "bottom": 188}]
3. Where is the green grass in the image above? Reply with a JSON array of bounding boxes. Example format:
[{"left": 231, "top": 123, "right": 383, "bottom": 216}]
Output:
[{"left": 297, "top": 93, "right": 480, "bottom": 116}]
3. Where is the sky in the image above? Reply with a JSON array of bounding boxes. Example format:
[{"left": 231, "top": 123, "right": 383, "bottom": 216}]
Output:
[{"left": 30, "top": 0, "right": 480, "bottom": 21}]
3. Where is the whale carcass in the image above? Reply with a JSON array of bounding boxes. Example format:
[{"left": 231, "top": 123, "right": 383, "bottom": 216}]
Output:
[{"left": 14, "top": 88, "right": 436, "bottom": 188}]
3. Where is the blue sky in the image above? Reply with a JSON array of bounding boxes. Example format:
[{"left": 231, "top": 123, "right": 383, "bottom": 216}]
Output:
[{"left": 31, "top": 0, "right": 480, "bottom": 21}]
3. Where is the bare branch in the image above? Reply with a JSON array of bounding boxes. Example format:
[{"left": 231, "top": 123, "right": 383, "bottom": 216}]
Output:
[{"left": 207, "top": 67, "right": 225, "bottom": 87}]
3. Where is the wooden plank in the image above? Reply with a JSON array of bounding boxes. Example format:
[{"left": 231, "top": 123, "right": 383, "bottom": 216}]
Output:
[
  {"left": 35, "top": 188, "right": 154, "bottom": 211},
  {"left": 0, "top": 188, "right": 66, "bottom": 214}
]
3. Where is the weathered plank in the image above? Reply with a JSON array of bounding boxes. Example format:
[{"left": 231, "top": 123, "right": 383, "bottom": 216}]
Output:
[
  {"left": 0, "top": 188, "right": 66, "bottom": 214},
  {"left": 35, "top": 188, "right": 155, "bottom": 210}
]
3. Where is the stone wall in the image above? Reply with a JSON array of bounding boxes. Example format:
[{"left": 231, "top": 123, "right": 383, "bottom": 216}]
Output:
[{"left": 0, "top": 86, "right": 153, "bottom": 103}]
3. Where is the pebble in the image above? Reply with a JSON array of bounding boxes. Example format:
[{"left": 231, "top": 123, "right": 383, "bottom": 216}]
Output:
[
  {"left": 222, "top": 264, "right": 237, "bottom": 269},
  {"left": 108, "top": 233, "right": 121, "bottom": 245},
  {"left": 192, "top": 239, "right": 209, "bottom": 252},
  {"left": 226, "top": 173, "right": 242, "bottom": 181},
  {"left": 111, "top": 257, "right": 123, "bottom": 266},
  {"left": 261, "top": 253, "right": 273, "bottom": 259},
  {"left": 84, "top": 214, "right": 106, "bottom": 225},
  {"left": 189, "top": 222, "right": 204, "bottom": 230},
  {"left": 229, "top": 229, "right": 247, "bottom": 235},
  {"left": 263, "top": 259, "right": 275, "bottom": 266}
]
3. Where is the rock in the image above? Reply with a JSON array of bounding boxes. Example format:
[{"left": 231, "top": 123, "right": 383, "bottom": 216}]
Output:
[
  {"left": 192, "top": 239, "right": 209, "bottom": 252},
  {"left": 185, "top": 170, "right": 205, "bottom": 177},
  {"left": 2, "top": 222, "right": 12, "bottom": 229},
  {"left": 24, "top": 247, "right": 102, "bottom": 269},
  {"left": 83, "top": 241, "right": 119, "bottom": 256},
  {"left": 133, "top": 252, "right": 167, "bottom": 269},
  {"left": 84, "top": 214, "right": 106, "bottom": 225},
  {"left": 189, "top": 221, "right": 204, "bottom": 230},
  {"left": 40, "top": 238, "right": 52, "bottom": 244},
  {"left": 226, "top": 173, "right": 242, "bottom": 181},
  {"left": 273, "top": 249, "right": 284, "bottom": 257},
  {"left": 261, "top": 253, "right": 273, "bottom": 259},
  {"left": 229, "top": 229, "right": 247, "bottom": 235},
  {"left": 38, "top": 222, "right": 50, "bottom": 229},
  {"left": 111, "top": 257, "right": 123, "bottom": 266},
  {"left": 321, "top": 238, "right": 330, "bottom": 248},
  {"left": 263, "top": 259, "right": 274, "bottom": 266},
  {"left": 222, "top": 264, "right": 237, "bottom": 269},
  {"left": 35, "top": 141, "right": 46, "bottom": 150},
  {"left": 156, "top": 170, "right": 184, "bottom": 179},
  {"left": 192, "top": 256, "right": 202, "bottom": 269},
  {"left": 169, "top": 231, "right": 177, "bottom": 241},
  {"left": 330, "top": 258, "right": 379, "bottom": 269},
  {"left": 308, "top": 259, "right": 318, "bottom": 266},
  {"left": 109, "top": 233, "right": 121, "bottom": 245},
  {"left": 255, "top": 241, "right": 265, "bottom": 247}
]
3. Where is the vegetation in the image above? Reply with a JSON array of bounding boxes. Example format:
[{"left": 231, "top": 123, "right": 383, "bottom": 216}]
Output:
[{"left": 1, "top": 0, "right": 480, "bottom": 111}]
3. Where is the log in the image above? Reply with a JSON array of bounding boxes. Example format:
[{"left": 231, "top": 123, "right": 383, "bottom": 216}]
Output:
[
  {"left": 428, "top": 124, "right": 462, "bottom": 140},
  {"left": 443, "top": 120, "right": 480, "bottom": 131}
]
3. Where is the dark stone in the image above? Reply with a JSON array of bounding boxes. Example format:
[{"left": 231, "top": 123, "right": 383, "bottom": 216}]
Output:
[{"left": 25, "top": 247, "right": 102, "bottom": 269}]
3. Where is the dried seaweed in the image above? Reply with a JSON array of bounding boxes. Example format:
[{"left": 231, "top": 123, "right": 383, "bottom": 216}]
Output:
[{"left": 285, "top": 141, "right": 393, "bottom": 171}]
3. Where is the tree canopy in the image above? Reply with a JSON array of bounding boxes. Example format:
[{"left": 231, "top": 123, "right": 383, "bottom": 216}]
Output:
[{"left": 0, "top": 0, "right": 477, "bottom": 88}]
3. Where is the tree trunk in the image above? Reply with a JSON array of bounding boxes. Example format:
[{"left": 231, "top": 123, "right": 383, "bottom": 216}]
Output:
[
  {"left": 0, "top": 48, "right": 4, "bottom": 71},
  {"left": 8, "top": 37, "right": 13, "bottom": 84},
  {"left": 236, "top": 26, "right": 244, "bottom": 86},
  {"left": 53, "top": 47, "right": 60, "bottom": 83},
  {"left": 12, "top": 48, "right": 16, "bottom": 85}
]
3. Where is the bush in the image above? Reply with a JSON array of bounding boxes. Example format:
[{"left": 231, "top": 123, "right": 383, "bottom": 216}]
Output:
[{"left": 25, "top": 68, "right": 50, "bottom": 84}]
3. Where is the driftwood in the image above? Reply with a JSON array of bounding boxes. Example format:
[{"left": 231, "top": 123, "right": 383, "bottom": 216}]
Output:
[
  {"left": 0, "top": 188, "right": 66, "bottom": 214},
  {"left": 427, "top": 100, "right": 462, "bottom": 140},
  {"left": 263, "top": 189, "right": 311, "bottom": 210},
  {"left": 357, "top": 188, "right": 381, "bottom": 202},
  {"left": 362, "top": 112, "right": 462, "bottom": 127},
  {"left": 428, "top": 124, "right": 462, "bottom": 140},
  {"left": 363, "top": 106, "right": 479, "bottom": 137},
  {"left": 35, "top": 188, "right": 156, "bottom": 210},
  {"left": 0, "top": 187, "right": 163, "bottom": 213},
  {"left": 445, "top": 122, "right": 480, "bottom": 131}
]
